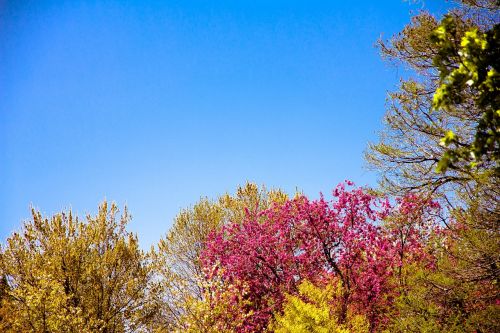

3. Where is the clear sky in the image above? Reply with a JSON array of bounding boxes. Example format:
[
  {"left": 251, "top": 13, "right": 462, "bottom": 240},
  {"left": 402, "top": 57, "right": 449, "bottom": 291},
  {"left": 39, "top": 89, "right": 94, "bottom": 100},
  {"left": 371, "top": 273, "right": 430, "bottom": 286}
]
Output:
[{"left": 0, "top": 0, "right": 449, "bottom": 247}]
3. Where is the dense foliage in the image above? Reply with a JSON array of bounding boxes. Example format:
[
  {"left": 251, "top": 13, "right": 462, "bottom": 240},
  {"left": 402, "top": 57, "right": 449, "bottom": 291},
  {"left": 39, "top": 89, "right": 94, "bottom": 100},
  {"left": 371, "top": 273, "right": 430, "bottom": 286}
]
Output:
[
  {"left": 0, "top": 202, "right": 162, "bottom": 333},
  {"left": 198, "top": 183, "right": 439, "bottom": 332}
]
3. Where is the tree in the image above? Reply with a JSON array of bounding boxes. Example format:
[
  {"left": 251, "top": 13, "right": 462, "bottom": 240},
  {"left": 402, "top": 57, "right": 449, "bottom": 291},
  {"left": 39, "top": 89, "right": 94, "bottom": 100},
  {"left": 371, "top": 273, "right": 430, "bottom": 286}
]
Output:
[
  {"left": 387, "top": 196, "right": 500, "bottom": 333},
  {"left": 152, "top": 183, "right": 287, "bottom": 332},
  {"left": 270, "top": 279, "right": 369, "bottom": 333},
  {"left": 367, "top": 1, "right": 500, "bottom": 331},
  {"left": 366, "top": 0, "right": 499, "bottom": 198},
  {"left": 0, "top": 202, "right": 161, "bottom": 333},
  {"left": 200, "top": 182, "right": 438, "bottom": 332}
]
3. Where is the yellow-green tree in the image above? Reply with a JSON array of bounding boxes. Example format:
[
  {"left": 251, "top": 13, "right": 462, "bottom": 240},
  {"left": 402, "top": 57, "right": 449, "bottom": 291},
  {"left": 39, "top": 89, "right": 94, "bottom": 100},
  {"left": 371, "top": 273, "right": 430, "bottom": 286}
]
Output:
[
  {"left": 0, "top": 202, "right": 162, "bottom": 333},
  {"left": 270, "top": 280, "right": 369, "bottom": 333},
  {"left": 152, "top": 182, "right": 287, "bottom": 331},
  {"left": 388, "top": 201, "right": 500, "bottom": 333}
]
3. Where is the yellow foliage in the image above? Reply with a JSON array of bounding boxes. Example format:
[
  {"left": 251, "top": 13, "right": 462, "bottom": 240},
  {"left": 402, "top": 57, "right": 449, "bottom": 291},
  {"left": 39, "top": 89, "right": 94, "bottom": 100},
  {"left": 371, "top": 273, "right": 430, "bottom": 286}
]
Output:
[
  {"left": 0, "top": 202, "right": 161, "bottom": 333},
  {"left": 269, "top": 280, "right": 369, "bottom": 333}
]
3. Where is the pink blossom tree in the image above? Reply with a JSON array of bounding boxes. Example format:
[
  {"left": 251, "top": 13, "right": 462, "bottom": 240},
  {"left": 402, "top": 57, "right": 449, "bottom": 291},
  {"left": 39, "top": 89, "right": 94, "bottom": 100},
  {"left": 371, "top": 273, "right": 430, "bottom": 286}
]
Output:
[{"left": 200, "top": 182, "right": 439, "bottom": 332}]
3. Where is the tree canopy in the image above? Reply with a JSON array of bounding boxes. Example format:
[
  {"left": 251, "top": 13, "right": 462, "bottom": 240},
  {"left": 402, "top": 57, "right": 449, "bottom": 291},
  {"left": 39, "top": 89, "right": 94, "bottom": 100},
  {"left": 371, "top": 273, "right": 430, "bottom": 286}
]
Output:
[{"left": 0, "top": 202, "right": 161, "bottom": 333}]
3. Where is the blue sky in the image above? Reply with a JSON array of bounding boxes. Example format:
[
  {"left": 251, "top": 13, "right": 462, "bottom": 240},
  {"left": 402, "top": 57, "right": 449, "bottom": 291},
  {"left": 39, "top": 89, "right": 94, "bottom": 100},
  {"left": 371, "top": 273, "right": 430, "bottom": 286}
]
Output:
[{"left": 0, "top": 0, "right": 449, "bottom": 247}]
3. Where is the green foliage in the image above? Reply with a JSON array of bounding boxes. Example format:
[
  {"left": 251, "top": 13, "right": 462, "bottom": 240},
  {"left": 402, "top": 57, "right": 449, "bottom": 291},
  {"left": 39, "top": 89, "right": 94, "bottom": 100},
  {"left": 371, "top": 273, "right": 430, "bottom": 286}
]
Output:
[
  {"left": 432, "top": 15, "right": 499, "bottom": 172},
  {"left": 366, "top": 2, "right": 498, "bottom": 197}
]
